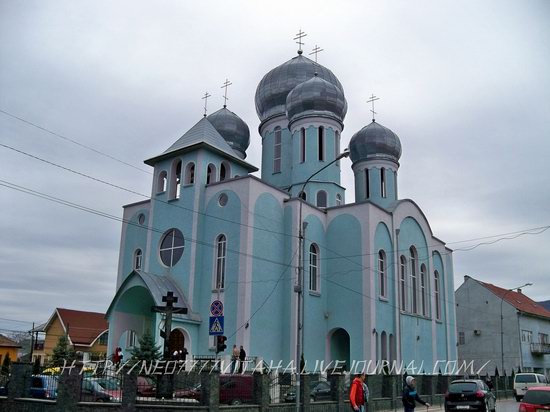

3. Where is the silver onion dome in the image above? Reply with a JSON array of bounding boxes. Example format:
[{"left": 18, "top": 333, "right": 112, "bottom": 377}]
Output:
[
  {"left": 207, "top": 107, "right": 250, "bottom": 159},
  {"left": 255, "top": 54, "right": 344, "bottom": 123},
  {"left": 286, "top": 75, "right": 347, "bottom": 125},
  {"left": 349, "top": 121, "right": 402, "bottom": 164}
]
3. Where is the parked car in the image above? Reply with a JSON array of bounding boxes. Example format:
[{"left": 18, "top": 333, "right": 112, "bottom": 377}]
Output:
[
  {"left": 29, "top": 375, "right": 58, "bottom": 400},
  {"left": 88, "top": 377, "right": 121, "bottom": 402},
  {"left": 80, "top": 378, "right": 115, "bottom": 402},
  {"left": 175, "top": 374, "right": 254, "bottom": 405},
  {"left": 519, "top": 386, "right": 550, "bottom": 412},
  {"left": 0, "top": 383, "right": 7, "bottom": 396},
  {"left": 514, "top": 373, "right": 549, "bottom": 402},
  {"left": 137, "top": 376, "right": 156, "bottom": 397},
  {"left": 284, "top": 380, "right": 332, "bottom": 403},
  {"left": 444, "top": 379, "right": 496, "bottom": 412}
]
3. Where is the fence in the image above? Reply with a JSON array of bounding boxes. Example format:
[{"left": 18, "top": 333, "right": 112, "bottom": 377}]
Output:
[{"left": 0, "top": 361, "right": 515, "bottom": 412}]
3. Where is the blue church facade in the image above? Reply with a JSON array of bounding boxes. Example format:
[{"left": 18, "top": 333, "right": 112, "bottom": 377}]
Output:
[{"left": 106, "top": 50, "right": 457, "bottom": 371}]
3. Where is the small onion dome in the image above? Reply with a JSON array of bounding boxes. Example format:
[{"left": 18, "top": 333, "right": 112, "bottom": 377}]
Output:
[
  {"left": 207, "top": 107, "right": 250, "bottom": 158},
  {"left": 255, "top": 54, "right": 344, "bottom": 123},
  {"left": 285, "top": 75, "right": 347, "bottom": 125},
  {"left": 349, "top": 121, "right": 402, "bottom": 164}
]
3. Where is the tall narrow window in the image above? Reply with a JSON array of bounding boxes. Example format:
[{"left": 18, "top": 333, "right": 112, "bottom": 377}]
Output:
[
  {"left": 273, "top": 127, "right": 282, "bottom": 173},
  {"left": 171, "top": 160, "right": 182, "bottom": 199},
  {"left": 220, "top": 163, "right": 227, "bottom": 181},
  {"left": 158, "top": 171, "right": 167, "bottom": 193},
  {"left": 381, "top": 168, "right": 387, "bottom": 198},
  {"left": 365, "top": 169, "right": 370, "bottom": 199},
  {"left": 316, "top": 190, "right": 327, "bottom": 208},
  {"left": 400, "top": 256, "right": 407, "bottom": 311},
  {"left": 207, "top": 164, "right": 216, "bottom": 185},
  {"left": 381, "top": 331, "right": 388, "bottom": 361},
  {"left": 134, "top": 249, "right": 142, "bottom": 270},
  {"left": 434, "top": 270, "right": 441, "bottom": 320},
  {"left": 215, "top": 235, "right": 227, "bottom": 290},
  {"left": 335, "top": 130, "right": 341, "bottom": 165},
  {"left": 378, "top": 250, "right": 387, "bottom": 298},
  {"left": 336, "top": 194, "right": 342, "bottom": 206},
  {"left": 318, "top": 126, "right": 325, "bottom": 161},
  {"left": 420, "top": 264, "right": 427, "bottom": 316},
  {"left": 185, "top": 163, "right": 195, "bottom": 185},
  {"left": 300, "top": 128, "right": 306, "bottom": 163},
  {"left": 410, "top": 246, "right": 418, "bottom": 314},
  {"left": 309, "top": 243, "right": 319, "bottom": 292}
]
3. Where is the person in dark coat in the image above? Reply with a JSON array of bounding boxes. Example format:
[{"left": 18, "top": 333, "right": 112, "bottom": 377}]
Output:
[
  {"left": 402, "top": 376, "right": 430, "bottom": 412},
  {"left": 238, "top": 346, "right": 246, "bottom": 373}
]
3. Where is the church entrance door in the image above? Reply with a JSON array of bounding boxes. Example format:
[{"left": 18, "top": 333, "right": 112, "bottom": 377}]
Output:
[{"left": 330, "top": 328, "right": 350, "bottom": 371}]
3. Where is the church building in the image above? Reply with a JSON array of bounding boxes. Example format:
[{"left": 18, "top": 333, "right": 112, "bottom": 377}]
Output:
[{"left": 106, "top": 48, "right": 457, "bottom": 371}]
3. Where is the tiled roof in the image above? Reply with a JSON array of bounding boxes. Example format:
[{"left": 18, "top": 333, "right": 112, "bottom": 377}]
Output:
[
  {"left": 481, "top": 282, "right": 550, "bottom": 319},
  {"left": 52, "top": 308, "right": 108, "bottom": 346},
  {"left": 0, "top": 334, "right": 21, "bottom": 348}
]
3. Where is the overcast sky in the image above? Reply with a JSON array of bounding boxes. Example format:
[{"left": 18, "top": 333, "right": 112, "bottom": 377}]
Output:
[{"left": 1, "top": 0, "right": 549, "bottom": 334}]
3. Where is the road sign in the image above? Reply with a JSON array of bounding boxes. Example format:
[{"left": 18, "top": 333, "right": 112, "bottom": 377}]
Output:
[
  {"left": 209, "top": 316, "right": 224, "bottom": 336},
  {"left": 210, "top": 300, "right": 224, "bottom": 316}
]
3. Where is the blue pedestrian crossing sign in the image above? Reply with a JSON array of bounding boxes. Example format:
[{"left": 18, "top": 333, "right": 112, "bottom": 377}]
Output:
[{"left": 209, "top": 316, "right": 224, "bottom": 336}]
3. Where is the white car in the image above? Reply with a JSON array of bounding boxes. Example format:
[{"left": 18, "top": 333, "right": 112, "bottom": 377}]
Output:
[{"left": 513, "top": 373, "right": 548, "bottom": 401}]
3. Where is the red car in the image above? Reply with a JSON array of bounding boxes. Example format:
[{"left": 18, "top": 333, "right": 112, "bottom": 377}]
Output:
[
  {"left": 175, "top": 375, "right": 254, "bottom": 405},
  {"left": 519, "top": 387, "right": 550, "bottom": 412}
]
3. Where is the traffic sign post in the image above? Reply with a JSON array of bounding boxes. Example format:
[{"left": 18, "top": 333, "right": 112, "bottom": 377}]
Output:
[{"left": 209, "top": 316, "right": 224, "bottom": 336}]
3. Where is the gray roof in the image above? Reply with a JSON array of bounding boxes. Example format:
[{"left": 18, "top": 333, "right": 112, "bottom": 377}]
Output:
[
  {"left": 255, "top": 53, "right": 344, "bottom": 123},
  {"left": 207, "top": 107, "right": 250, "bottom": 159},
  {"left": 286, "top": 75, "right": 347, "bottom": 125},
  {"left": 144, "top": 117, "right": 257, "bottom": 171},
  {"left": 349, "top": 121, "right": 402, "bottom": 164}
]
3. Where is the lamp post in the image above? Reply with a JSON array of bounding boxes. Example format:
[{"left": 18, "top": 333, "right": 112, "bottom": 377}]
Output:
[
  {"left": 295, "top": 149, "right": 350, "bottom": 412},
  {"left": 500, "top": 282, "right": 532, "bottom": 375}
]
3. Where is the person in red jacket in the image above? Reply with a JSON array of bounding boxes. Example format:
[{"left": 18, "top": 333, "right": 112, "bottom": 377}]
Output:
[{"left": 350, "top": 373, "right": 366, "bottom": 411}]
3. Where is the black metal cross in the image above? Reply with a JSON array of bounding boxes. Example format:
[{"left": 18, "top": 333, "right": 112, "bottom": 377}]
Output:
[
  {"left": 221, "top": 79, "right": 232, "bottom": 108},
  {"left": 293, "top": 29, "right": 307, "bottom": 54},
  {"left": 367, "top": 94, "right": 380, "bottom": 122},
  {"left": 202, "top": 92, "right": 211, "bottom": 117},
  {"left": 152, "top": 291, "right": 188, "bottom": 358}
]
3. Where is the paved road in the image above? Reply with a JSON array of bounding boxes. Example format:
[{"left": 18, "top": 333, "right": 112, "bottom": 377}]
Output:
[{"left": 495, "top": 399, "right": 519, "bottom": 412}]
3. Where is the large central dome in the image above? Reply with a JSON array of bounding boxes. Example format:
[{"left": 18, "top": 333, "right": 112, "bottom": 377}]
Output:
[{"left": 255, "top": 53, "right": 344, "bottom": 124}]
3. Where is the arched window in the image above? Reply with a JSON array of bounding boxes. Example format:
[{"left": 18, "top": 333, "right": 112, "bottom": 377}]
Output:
[
  {"left": 134, "top": 249, "right": 142, "bottom": 270},
  {"left": 159, "top": 229, "right": 184, "bottom": 267},
  {"left": 299, "top": 191, "right": 306, "bottom": 201},
  {"left": 316, "top": 190, "right": 327, "bottom": 208},
  {"left": 400, "top": 255, "right": 407, "bottom": 311},
  {"left": 365, "top": 169, "right": 370, "bottom": 199},
  {"left": 215, "top": 234, "right": 227, "bottom": 290},
  {"left": 309, "top": 243, "right": 319, "bottom": 292},
  {"left": 410, "top": 246, "right": 418, "bottom": 314},
  {"left": 185, "top": 162, "right": 195, "bottom": 185},
  {"left": 220, "top": 162, "right": 230, "bottom": 181},
  {"left": 389, "top": 333, "right": 395, "bottom": 364},
  {"left": 273, "top": 127, "right": 282, "bottom": 173},
  {"left": 378, "top": 250, "right": 387, "bottom": 298},
  {"left": 335, "top": 130, "right": 341, "bottom": 165},
  {"left": 420, "top": 264, "right": 427, "bottom": 316},
  {"left": 374, "top": 331, "right": 379, "bottom": 362},
  {"left": 336, "top": 193, "right": 342, "bottom": 206},
  {"left": 171, "top": 160, "right": 182, "bottom": 199},
  {"left": 157, "top": 171, "right": 167, "bottom": 193},
  {"left": 434, "top": 270, "right": 441, "bottom": 320},
  {"left": 381, "top": 168, "right": 387, "bottom": 198},
  {"left": 318, "top": 126, "right": 325, "bottom": 161},
  {"left": 300, "top": 128, "right": 306, "bottom": 163},
  {"left": 206, "top": 164, "right": 216, "bottom": 185},
  {"left": 381, "top": 331, "right": 388, "bottom": 361}
]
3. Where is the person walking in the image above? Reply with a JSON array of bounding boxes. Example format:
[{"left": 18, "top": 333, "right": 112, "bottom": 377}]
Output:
[
  {"left": 231, "top": 344, "right": 239, "bottom": 373},
  {"left": 363, "top": 377, "right": 370, "bottom": 412},
  {"left": 350, "top": 373, "right": 366, "bottom": 412},
  {"left": 402, "top": 376, "right": 430, "bottom": 412},
  {"left": 238, "top": 345, "right": 246, "bottom": 373}
]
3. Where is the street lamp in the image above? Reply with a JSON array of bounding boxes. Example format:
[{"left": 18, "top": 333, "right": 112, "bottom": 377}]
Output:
[
  {"left": 295, "top": 149, "right": 350, "bottom": 412},
  {"left": 500, "top": 282, "right": 532, "bottom": 376}
]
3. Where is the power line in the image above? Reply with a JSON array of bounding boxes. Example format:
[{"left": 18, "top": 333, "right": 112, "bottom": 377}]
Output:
[{"left": 0, "top": 108, "right": 151, "bottom": 175}]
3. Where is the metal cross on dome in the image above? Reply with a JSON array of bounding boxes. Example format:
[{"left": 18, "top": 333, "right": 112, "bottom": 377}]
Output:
[
  {"left": 309, "top": 45, "right": 324, "bottom": 63},
  {"left": 202, "top": 91, "right": 211, "bottom": 117},
  {"left": 221, "top": 79, "right": 232, "bottom": 108},
  {"left": 367, "top": 94, "right": 380, "bottom": 122},
  {"left": 294, "top": 29, "right": 307, "bottom": 54}
]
